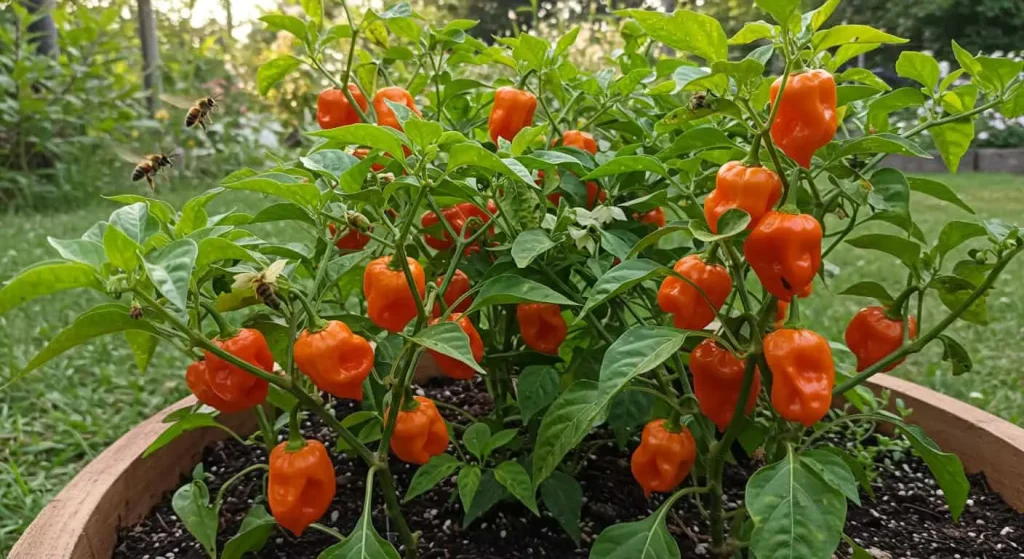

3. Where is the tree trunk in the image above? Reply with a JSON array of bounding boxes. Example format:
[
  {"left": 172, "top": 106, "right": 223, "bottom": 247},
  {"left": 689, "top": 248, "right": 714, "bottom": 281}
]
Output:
[
  {"left": 136, "top": 0, "right": 162, "bottom": 113},
  {"left": 22, "top": 0, "right": 59, "bottom": 57}
]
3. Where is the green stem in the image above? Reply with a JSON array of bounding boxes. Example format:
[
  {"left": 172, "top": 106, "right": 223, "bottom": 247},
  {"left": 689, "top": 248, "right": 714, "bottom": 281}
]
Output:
[
  {"left": 254, "top": 405, "right": 276, "bottom": 453},
  {"left": 721, "top": 242, "right": 754, "bottom": 315},
  {"left": 309, "top": 522, "right": 346, "bottom": 541},
  {"left": 286, "top": 405, "right": 304, "bottom": 451},
  {"left": 292, "top": 290, "right": 327, "bottom": 331},
  {"left": 215, "top": 463, "right": 268, "bottom": 506},
  {"left": 199, "top": 301, "right": 237, "bottom": 338},
  {"left": 625, "top": 385, "right": 690, "bottom": 417}
]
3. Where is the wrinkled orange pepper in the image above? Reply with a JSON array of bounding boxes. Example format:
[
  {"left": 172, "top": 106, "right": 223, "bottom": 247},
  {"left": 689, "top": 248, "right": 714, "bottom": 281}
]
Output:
[
  {"left": 317, "top": 85, "right": 367, "bottom": 129},
  {"left": 388, "top": 396, "right": 450, "bottom": 464},
  {"left": 705, "top": 161, "right": 783, "bottom": 233},
  {"left": 630, "top": 419, "right": 696, "bottom": 497},
  {"left": 844, "top": 306, "right": 917, "bottom": 372},
  {"left": 268, "top": 439, "right": 336, "bottom": 536},
  {"left": 373, "top": 86, "right": 420, "bottom": 131},
  {"left": 690, "top": 339, "right": 761, "bottom": 431},
  {"left": 363, "top": 256, "right": 426, "bottom": 333},
  {"left": 657, "top": 255, "right": 732, "bottom": 331},
  {"left": 488, "top": 87, "right": 538, "bottom": 144},
  {"left": 743, "top": 210, "right": 822, "bottom": 302},
  {"left": 428, "top": 313, "right": 484, "bottom": 380},
  {"left": 559, "top": 130, "right": 597, "bottom": 154},
  {"left": 763, "top": 328, "right": 835, "bottom": 426},
  {"left": 187, "top": 328, "right": 272, "bottom": 413},
  {"left": 769, "top": 70, "right": 838, "bottom": 168},
  {"left": 294, "top": 320, "right": 375, "bottom": 400},
  {"left": 516, "top": 303, "right": 567, "bottom": 355}
]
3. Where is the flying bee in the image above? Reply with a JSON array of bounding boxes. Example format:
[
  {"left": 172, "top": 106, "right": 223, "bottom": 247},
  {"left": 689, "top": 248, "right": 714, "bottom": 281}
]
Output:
[
  {"left": 232, "top": 260, "right": 287, "bottom": 311},
  {"left": 115, "top": 147, "right": 177, "bottom": 190},
  {"left": 161, "top": 93, "right": 220, "bottom": 132}
]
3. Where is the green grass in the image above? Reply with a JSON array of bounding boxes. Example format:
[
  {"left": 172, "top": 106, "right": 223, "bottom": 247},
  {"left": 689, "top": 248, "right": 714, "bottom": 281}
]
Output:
[{"left": 1, "top": 173, "right": 1022, "bottom": 554}]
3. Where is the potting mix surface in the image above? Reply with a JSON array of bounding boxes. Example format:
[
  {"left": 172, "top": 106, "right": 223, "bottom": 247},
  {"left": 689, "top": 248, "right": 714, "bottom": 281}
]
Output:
[{"left": 114, "top": 378, "right": 1024, "bottom": 559}]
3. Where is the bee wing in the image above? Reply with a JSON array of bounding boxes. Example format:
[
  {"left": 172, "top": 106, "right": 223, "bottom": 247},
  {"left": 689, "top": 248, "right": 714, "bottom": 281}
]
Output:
[
  {"left": 232, "top": 272, "right": 259, "bottom": 290},
  {"left": 263, "top": 259, "right": 288, "bottom": 283},
  {"left": 113, "top": 145, "right": 145, "bottom": 164},
  {"left": 160, "top": 93, "right": 195, "bottom": 109}
]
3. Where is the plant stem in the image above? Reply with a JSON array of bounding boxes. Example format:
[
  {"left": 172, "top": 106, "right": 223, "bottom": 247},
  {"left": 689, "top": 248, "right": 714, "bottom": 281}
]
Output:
[
  {"left": 309, "top": 522, "right": 346, "bottom": 541},
  {"left": 214, "top": 463, "right": 268, "bottom": 505}
]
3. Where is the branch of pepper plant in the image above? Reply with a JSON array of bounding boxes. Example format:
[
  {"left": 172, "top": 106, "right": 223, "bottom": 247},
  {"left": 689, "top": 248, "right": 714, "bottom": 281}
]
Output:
[
  {"left": 393, "top": 184, "right": 431, "bottom": 328},
  {"left": 215, "top": 463, "right": 268, "bottom": 506},
  {"left": 833, "top": 239, "right": 1024, "bottom": 394},
  {"left": 578, "top": 94, "right": 621, "bottom": 131},
  {"left": 533, "top": 78, "right": 564, "bottom": 140},
  {"left": 821, "top": 206, "right": 860, "bottom": 259},
  {"left": 555, "top": 90, "right": 585, "bottom": 126},
  {"left": 538, "top": 264, "right": 616, "bottom": 344},
  {"left": 254, "top": 405, "right": 277, "bottom": 453}
]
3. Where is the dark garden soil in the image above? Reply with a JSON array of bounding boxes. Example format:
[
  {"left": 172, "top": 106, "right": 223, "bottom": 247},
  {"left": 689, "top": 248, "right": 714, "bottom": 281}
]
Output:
[{"left": 115, "top": 378, "right": 1024, "bottom": 559}]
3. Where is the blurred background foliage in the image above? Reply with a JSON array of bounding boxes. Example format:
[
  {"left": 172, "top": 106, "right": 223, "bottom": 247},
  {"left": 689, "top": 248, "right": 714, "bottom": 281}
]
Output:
[{"left": 1, "top": 0, "right": 1022, "bottom": 212}]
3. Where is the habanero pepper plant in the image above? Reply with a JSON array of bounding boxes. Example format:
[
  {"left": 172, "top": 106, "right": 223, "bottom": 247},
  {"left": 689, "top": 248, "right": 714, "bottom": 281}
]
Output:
[{"left": 3, "top": 1, "right": 1024, "bottom": 558}]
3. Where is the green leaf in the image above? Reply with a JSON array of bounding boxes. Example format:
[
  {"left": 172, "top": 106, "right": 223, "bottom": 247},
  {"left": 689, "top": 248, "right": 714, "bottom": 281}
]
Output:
[
  {"left": 16, "top": 304, "right": 157, "bottom": 377},
  {"left": 406, "top": 322, "right": 485, "bottom": 374},
  {"left": 690, "top": 208, "right": 751, "bottom": 242},
  {"left": 599, "top": 230, "right": 637, "bottom": 262},
  {"left": 938, "top": 334, "right": 973, "bottom": 376},
  {"left": 172, "top": 479, "right": 218, "bottom": 555},
  {"left": 806, "top": 0, "right": 841, "bottom": 31},
  {"left": 511, "top": 124, "right": 548, "bottom": 156},
  {"left": 812, "top": 25, "right": 907, "bottom": 53},
  {"left": 801, "top": 449, "right": 861, "bottom": 505},
  {"left": 448, "top": 142, "right": 532, "bottom": 185},
  {"left": 578, "top": 259, "right": 670, "bottom": 320},
  {"left": 590, "top": 497, "right": 680, "bottom": 559},
  {"left": 617, "top": 9, "right": 727, "bottom": 62},
  {"left": 458, "top": 465, "right": 481, "bottom": 511},
  {"left": 934, "top": 275, "right": 988, "bottom": 325},
  {"left": 105, "top": 195, "right": 175, "bottom": 224},
  {"left": 838, "top": 281, "right": 894, "bottom": 306},
  {"left": 144, "top": 239, "right": 198, "bottom": 315},
  {"left": 221, "top": 177, "right": 322, "bottom": 208},
  {"left": 952, "top": 40, "right": 982, "bottom": 77},
  {"left": 257, "top": 55, "right": 302, "bottom": 96},
  {"left": 511, "top": 229, "right": 557, "bottom": 268},
  {"left": 554, "top": 26, "right": 580, "bottom": 57},
  {"left": 319, "top": 503, "right": 401, "bottom": 559},
  {"left": 867, "top": 168, "right": 912, "bottom": 233},
  {"left": 301, "top": 0, "right": 323, "bottom": 27},
  {"left": 404, "top": 119, "right": 444, "bottom": 148},
  {"left": 907, "top": 177, "right": 974, "bottom": 214},
  {"left": 126, "top": 330, "right": 158, "bottom": 374},
  {"left": 540, "top": 471, "right": 583, "bottom": 544},
  {"left": 462, "top": 470, "right": 508, "bottom": 528},
  {"left": 868, "top": 88, "right": 927, "bottom": 133},
  {"left": 259, "top": 14, "right": 306, "bottom": 37},
  {"left": 745, "top": 448, "right": 847, "bottom": 559},
  {"left": 103, "top": 225, "right": 141, "bottom": 271},
  {"left": 931, "top": 120, "right": 974, "bottom": 173},
  {"left": 109, "top": 202, "right": 150, "bottom": 244},
  {"left": 754, "top": 0, "right": 800, "bottom": 27},
  {"left": 197, "top": 237, "right": 264, "bottom": 271},
  {"left": 846, "top": 234, "right": 920, "bottom": 268},
  {"left": 728, "top": 21, "right": 775, "bottom": 45},
  {"left": 310, "top": 123, "right": 408, "bottom": 164},
  {"left": 838, "top": 68, "right": 892, "bottom": 91},
  {"left": 467, "top": 274, "right": 577, "bottom": 311},
  {"left": 608, "top": 390, "right": 653, "bottom": 446},
  {"left": 976, "top": 57, "right": 1024, "bottom": 94},
  {"left": 894, "top": 422, "right": 969, "bottom": 520},
  {"left": 463, "top": 423, "right": 491, "bottom": 459},
  {"left": 533, "top": 327, "right": 687, "bottom": 486},
  {"left": 896, "top": 51, "right": 940, "bottom": 91},
  {"left": 836, "top": 85, "right": 884, "bottom": 107},
  {"left": 302, "top": 150, "right": 360, "bottom": 180},
  {"left": 494, "top": 461, "right": 539, "bottom": 515},
  {"left": 581, "top": 155, "right": 668, "bottom": 180},
  {"left": 145, "top": 412, "right": 221, "bottom": 458},
  {"left": 223, "top": 505, "right": 276, "bottom": 559},
  {"left": 628, "top": 224, "right": 691, "bottom": 259},
  {"left": 0, "top": 262, "right": 101, "bottom": 315},
  {"left": 517, "top": 365, "right": 560, "bottom": 424},
  {"left": 837, "top": 134, "right": 930, "bottom": 159},
  {"left": 47, "top": 237, "right": 106, "bottom": 269},
  {"left": 514, "top": 33, "right": 549, "bottom": 72},
  {"left": 485, "top": 429, "right": 518, "bottom": 456},
  {"left": 936, "top": 221, "right": 987, "bottom": 259},
  {"left": 404, "top": 454, "right": 461, "bottom": 503}
]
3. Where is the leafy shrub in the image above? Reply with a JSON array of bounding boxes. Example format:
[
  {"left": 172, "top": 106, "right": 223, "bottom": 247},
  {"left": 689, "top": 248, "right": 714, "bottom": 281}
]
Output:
[{"left": 3, "top": 0, "right": 1024, "bottom": 558}]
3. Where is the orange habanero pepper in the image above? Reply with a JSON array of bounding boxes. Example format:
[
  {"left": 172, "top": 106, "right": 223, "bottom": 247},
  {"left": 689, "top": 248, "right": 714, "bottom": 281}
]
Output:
[
  {"left": 389, "top": 396, "right": 450, "bottom": 464},
  {"left": 517, "top": 303, "right": 567, "bottom": 355},
  {"left": 743, "top": 210, "right": 822, "bottom": 302},
  {"left": 373, "top": 86, "right": 421, "bottom": 131},
  {"left": 763, "top": 328, "right": 835, "bottom": 427},
  {"left": 363, "top": 256, "right": 426, "bottom": 333},
  {"left": 428, "top": 313, "right": 484, "bottom": 380},
  {"left": 559, "top": 130, "right": 597, "bottom": 154},
  {"left": 705, "top": 161, "right": 783, "bottom": 233},
  {"left": 630, "top": 419, "right": 697, "bottom": 497},
  {"left": 844, "top": 306, "right": 917, "bottom": 372},
  {"left": 317, "top": 85, "right": 367, "bottom": 130},
  {"left": 636, "top": 207, "right": 667, "bottom": 228},
  {"left": 488, "top": 87, "right": 538, "bottom": 144},
  {"left": 328, "top": 222, "right": 371, "bottom": 252},
  {"left": 432, "top": 269, "right": 473, "bottom": 318},
  {"left": 188, "top": 328, "right": 273, "bottom": 413},
  {"left": 294, "top": 320, "right": 375, "bottom": 400},
  {"left": 268, "top": 439, "right": 336, "bottom": 536},
  {"left": 769, "top": 70, "right": 838, "bottom": 168},
  {"left": 690, "top": 339, "right": 762, "bottom": 432},
  {"left": 657, "top": 255, "right": 732, "bottom": 331}
]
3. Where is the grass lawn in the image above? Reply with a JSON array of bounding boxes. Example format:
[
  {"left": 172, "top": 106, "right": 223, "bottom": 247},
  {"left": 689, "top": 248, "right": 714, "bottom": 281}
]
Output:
[{"left": 1, "top": 172, "right": 1022, "bottom": 553}]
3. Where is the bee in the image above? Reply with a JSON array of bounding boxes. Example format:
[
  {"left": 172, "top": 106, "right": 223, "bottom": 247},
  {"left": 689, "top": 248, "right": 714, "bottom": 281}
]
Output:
[
  {"left": 232, "top": 260, "right": 287, "bottom": 311},
  {"left": 115, "top": 147, "right": 177, "bottom": 190},
  {"left": 161, "top": 94, "right": 220, "bottom": 132},
  {"left": 689, "top": 91, "right": 709, "bottom": 112}
]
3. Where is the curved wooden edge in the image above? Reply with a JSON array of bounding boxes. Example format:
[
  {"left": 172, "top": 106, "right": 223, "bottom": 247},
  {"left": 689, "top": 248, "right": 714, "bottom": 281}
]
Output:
[
  {"left": 863, "top": 374, "right": 1024, "bottom": 511},
  {"left": 10, "top": 397, "right": 257, "bottom": 559}
]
